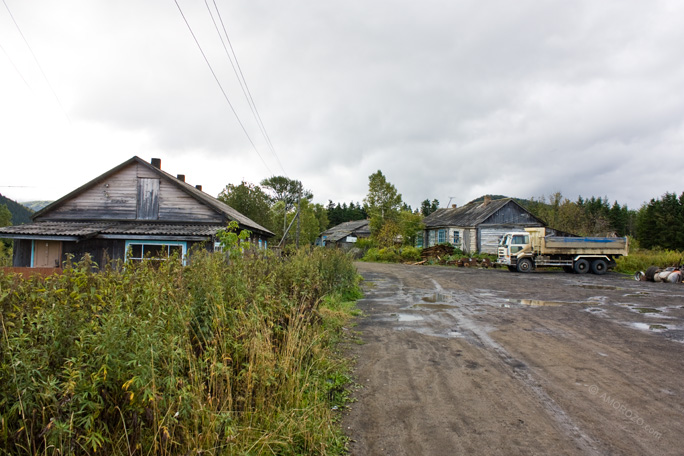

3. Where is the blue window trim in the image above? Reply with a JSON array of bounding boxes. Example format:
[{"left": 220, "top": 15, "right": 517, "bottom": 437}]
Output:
[
  {"left": 30, "top": 240, "right": 35, "bottom": 268},
  {"left": 125, "top": 240, "right": 188, "bottom": 265}
]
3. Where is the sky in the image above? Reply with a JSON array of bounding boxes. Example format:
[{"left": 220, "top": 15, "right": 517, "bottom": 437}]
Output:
[{"left": 1, "top": 0, "right": 683, "bottom": 211}]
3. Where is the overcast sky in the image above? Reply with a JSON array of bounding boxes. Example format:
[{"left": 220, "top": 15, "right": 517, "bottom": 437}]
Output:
[{"left": 1, "top": 0, "right": 683, "bottom": 211}]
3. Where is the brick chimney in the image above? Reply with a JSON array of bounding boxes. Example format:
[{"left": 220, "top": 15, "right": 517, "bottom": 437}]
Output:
[
  {"left": 177, "top": 174, "right": 185, "bottom": 182},
  {"left": 151, "top": 158, "right": 161, "bottom": 169},
  {"left": 195, "top": 185, "right": 202, "bottom": 191},
  {"left": 483, "top": 195, "right": 492, "bottom": 206}
]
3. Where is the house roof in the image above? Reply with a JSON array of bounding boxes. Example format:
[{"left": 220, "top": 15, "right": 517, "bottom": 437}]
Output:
[
  {"left": 0, "top": 221, "right": 229, "bottom": 240},
  {"left": 423, "top": 198, "right": 543, "bottom": 228},
  {"left": 32, "top": 156, "right": 274, "bottom": 237},
  {"left": 319, "top": 220, "right": 370, "bottom": 243}
]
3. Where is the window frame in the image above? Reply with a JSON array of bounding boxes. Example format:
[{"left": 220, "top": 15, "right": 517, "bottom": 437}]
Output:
[{"left": 125, "top": 240, "right": 187, "bottom": 265}]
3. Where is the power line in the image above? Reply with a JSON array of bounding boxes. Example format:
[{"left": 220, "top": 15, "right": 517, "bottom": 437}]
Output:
[
  {"left": 2, "top": 0, "right": 71, "bottom": 122},
  {"left": 206, "top": 0, "right": 287, "bottom": 177},
  {"left": 173, "top": 0, "right": 272, "bottom": 176},
  {"left": 0, "top": 41, "right": 31, "bottom": 90}
]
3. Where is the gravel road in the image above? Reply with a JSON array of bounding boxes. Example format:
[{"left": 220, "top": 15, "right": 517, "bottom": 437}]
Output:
[{"left": 342, "top": 263, "right": 684, "bottom": 456}]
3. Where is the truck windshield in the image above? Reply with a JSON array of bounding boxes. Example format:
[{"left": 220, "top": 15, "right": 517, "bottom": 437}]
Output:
[
  {"left": 500, "top": 235, "right": 510, "bottom": 247},
  {"left": 511, "top": 235, "right": 529, "bottom": 244}
]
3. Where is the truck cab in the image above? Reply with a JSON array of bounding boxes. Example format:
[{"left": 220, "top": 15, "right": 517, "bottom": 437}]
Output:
[{"left": 497, "top": 232, "right": 531, "bottom": 271}]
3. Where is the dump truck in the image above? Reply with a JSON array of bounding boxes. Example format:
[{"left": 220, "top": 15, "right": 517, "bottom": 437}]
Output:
[{"left": 497, "top": 227, "right": 628, "bottom": 274}]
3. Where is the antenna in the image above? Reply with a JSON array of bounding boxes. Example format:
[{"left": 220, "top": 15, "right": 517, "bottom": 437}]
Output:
[{"left": 447, "top": 197, "right": 456, "bottom": 208}]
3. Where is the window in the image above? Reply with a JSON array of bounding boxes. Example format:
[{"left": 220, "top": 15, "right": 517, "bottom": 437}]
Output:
[
  {"left": 126, "top": 241, "right": 186, "bottom": 264},
  {"left": 511, "top": 235, "right": 529, "bottom": 245},
  {"left": 438, "top": 229, "right": 446, "bottom": 244},
  {"left": 415, "top": 235, "right": 423, "bottom": 248},
  {"left": 452, "top": 231, "right": 460, "bottom": 245}
]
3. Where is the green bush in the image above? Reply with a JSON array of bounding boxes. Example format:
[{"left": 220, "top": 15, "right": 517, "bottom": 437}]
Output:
[
  {"left": 0, "top": 248, "right": 360, "bottom": 455},
  {"left": 399, "top": 246, "right": 422, "bottom": 262},
  {"left": 615, "top": 248, "right": 684, "bottom": 274}
]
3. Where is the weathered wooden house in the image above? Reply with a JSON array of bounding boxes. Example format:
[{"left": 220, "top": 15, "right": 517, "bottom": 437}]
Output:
[
  {"left": 316, "top": 220, "right": 371, "bottom": 249},
  {"left": 0, "top": 156, "right": 274, "bottom": 268},
  {"left": 420, "top": 196, "right": 545, "bottom": 254}
]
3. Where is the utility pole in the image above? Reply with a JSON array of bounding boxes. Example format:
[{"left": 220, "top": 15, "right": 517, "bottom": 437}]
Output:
[{"left": 295, "top": 190, "right": 301, "bottom": 248}]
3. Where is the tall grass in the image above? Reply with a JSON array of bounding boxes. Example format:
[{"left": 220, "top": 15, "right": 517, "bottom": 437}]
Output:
[
  {"left": 615, "top": 248, "right": 684, "bottom": 274},
  {"left": 0, "top": 247, "right": 360, "bottom": 455}
]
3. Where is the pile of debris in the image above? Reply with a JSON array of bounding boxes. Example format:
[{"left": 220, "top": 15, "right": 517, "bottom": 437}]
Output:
[
  {"left": 420, "top": 244, "right": 455, "bottom": 260},
  {"left": 417, "top": 245, "right": 496, "bottom": 268},
  {"left": 635, "top": 266, "right": 683, "bottom": 283}
]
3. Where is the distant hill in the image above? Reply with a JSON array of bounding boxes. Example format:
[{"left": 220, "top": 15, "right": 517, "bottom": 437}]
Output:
[
  {"left": 22, "top": 200, "right": 52, "bottom": 212},
  {"left": 0, "top": 194, "right": 34, "bottom": 225}
]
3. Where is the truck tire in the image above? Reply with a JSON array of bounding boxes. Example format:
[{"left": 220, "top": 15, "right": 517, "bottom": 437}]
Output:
[
  {"left": 591, "top": 259, "right": 608, "bottom": 275},
  {"left": 516, "top": 258, "right": 533, "bottom": 273},
  {"left": 574, "top": 259, "right": 590, "bottom": 274}
]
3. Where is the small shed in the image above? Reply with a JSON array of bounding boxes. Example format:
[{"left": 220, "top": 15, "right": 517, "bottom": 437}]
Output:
[
  {"left": 0, "top": 156, "right": 274, "bottom": 268},
  {"left": 317, "top": 220, "right": 371, "bottom": 249},
  {"left": 421, "top": 197, "right": 545, "bottom": 254}
]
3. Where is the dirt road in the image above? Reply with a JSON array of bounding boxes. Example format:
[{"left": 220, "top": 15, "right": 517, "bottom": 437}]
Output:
[{"left": 342, "top": 263, "right": 684, "bottom": 456}]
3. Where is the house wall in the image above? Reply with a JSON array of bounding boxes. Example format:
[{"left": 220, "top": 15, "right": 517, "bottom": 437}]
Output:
[{"left": 38, "top": 163, "right": 223, "bottom": 223}]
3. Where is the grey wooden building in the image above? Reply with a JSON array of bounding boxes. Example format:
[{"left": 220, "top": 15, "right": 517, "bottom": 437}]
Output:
[
  {"left": 421, "top": 196, "right": 545, "bottom": 254},
  {"left": 316, "top": 220, "right": 371, "bottom": 249},
  {"left": 0, "top": 156, "right": 274, "bottom": 268}
]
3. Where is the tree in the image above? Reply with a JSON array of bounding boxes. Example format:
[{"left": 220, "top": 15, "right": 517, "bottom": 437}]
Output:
[
  {"left": 0, "top": 204, "right": 11, "bottom": 227},
  {"left": 398, "top": 210, "right": 424, "bottom": 246},
  {"left": 0, "top": 204, "right": 11, "bottom": 265},
  {"left": 260, "top": 176, "right": 312, "bottom": 211},
  {"left": 363, "top": 170, "right": 402, "bottom": 234},
  {"left": 217, "top": 182, "right": 272, "bottom": 230},
  {"left": 420, "top": 199, "right": 439, "bottom": 216}
]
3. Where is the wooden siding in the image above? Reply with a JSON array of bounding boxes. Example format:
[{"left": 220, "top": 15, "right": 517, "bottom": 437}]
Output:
[
  {"left": 36, "top": 162, "right": 222, "bottom": 223},
  {"left": 482, "top": 202, "right": 542, "bottom": 225},
  {"left": 136, "top": 178, "right": 160, "bottom": 220},
  {"left": 62, "top": 239, "right": 126, "bottom": 268},
  {"left": 157, "top": 179, "right": 222, "bottom": 222}
]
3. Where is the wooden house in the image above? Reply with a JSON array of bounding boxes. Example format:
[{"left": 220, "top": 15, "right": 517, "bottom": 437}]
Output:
[
  {"left": 316, "top": 220, "right": 371, "bottom": 249},
  {"left": 0, "top": 157, "right": 274, "bottom": 268},
  {"left": 420, "top": 196, "right": 545, "bottom": 254}
]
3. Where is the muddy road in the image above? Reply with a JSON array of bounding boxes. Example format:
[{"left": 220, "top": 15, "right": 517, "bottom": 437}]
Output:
[{"left": 342, "top": 263, "right": 684, "bottom": 456}]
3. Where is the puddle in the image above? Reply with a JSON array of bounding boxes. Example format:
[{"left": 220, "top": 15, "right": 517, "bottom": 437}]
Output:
[
  {"left": 632, "top": 322, "right": 669, "bottom": 331},
  {"left": 421, "top": 293, "right": 449, "bottom": 303},
  {"left": 634, "top": 307, "right": 662, "bottom": 314},
  {"left": 415, "top": 303, "right": 455, "bottom": 310},
  {"left": 507, "top": 299, "right": 599, "bottom": 307},
  {"left": 397, "top": 314, "right": 423, "bottom": 322}
]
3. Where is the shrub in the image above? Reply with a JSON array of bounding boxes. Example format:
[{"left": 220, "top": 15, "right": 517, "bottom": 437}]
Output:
[{"left": 0, "top": 248, "right": 360, "bottom": 455}]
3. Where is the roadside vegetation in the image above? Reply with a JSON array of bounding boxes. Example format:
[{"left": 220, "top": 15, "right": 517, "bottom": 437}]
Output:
[{"left": 0, "top": 246, "right": 361, "bottom": 455}]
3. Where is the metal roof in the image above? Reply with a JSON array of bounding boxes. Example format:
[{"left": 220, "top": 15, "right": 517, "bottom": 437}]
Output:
[
  {"left": 423, "top": 198, "right": 534, "bottom": 228},
  {"left": 319, "top": 220, "right": 371, "bottom": 243},
  {"left": 0, "top": 221, "right": 226, "bottom": 238}
]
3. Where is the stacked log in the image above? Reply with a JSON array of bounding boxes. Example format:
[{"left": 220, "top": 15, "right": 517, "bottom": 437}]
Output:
[{"left": 421, "top": 245, "right": 455, "bottom": 259}]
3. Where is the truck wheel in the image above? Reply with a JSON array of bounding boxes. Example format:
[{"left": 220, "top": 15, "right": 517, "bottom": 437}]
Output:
[
  {"left": 574, "top": 259, "right": 590, "bottom": 274},
  {"left": 516, "top": 258, "right": 533, "bottom": 273},
  {"left": 591, "top": 259, "right": 608, "bottom": 275}
]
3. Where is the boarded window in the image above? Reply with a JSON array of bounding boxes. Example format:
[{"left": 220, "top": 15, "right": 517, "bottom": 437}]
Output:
[{"left": 137, "top": 178, "right": 160, "bottom": 220}]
